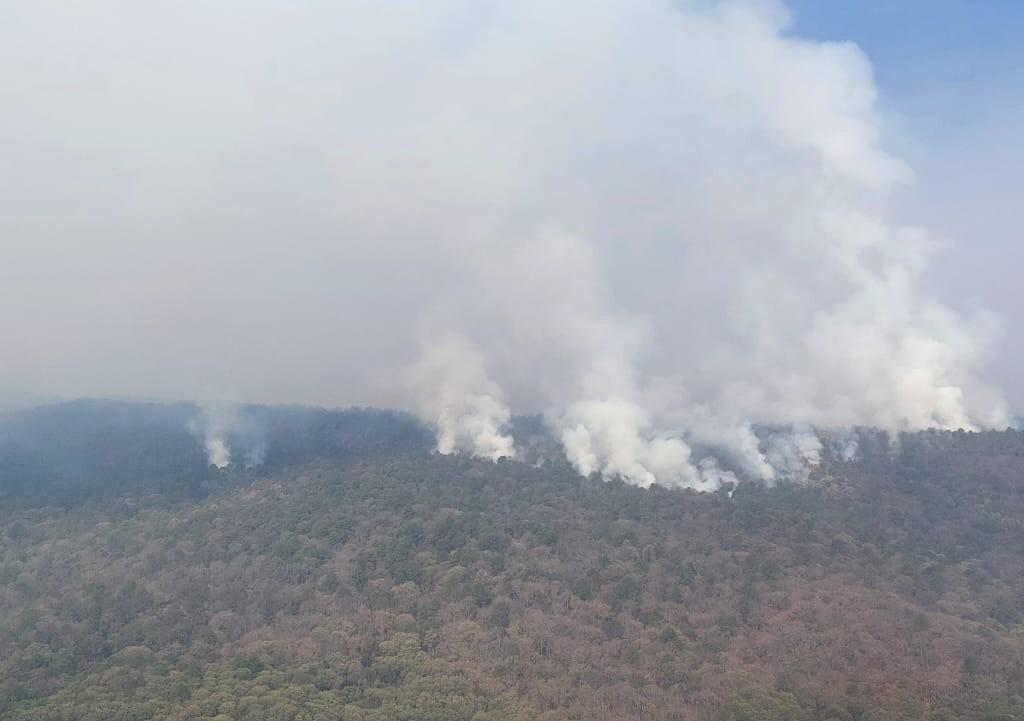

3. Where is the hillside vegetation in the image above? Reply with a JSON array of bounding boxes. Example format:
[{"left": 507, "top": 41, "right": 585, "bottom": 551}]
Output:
[{"left": 2, "top": 402, "right": 1024, "bottom": 721}]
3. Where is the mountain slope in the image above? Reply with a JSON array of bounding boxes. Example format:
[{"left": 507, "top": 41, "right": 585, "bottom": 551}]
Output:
[{"left": 1, "top": 403, "right": 1024, "bottom": 720}]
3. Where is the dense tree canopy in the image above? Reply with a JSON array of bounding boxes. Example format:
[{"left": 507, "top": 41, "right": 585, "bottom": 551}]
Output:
[{"left": 1, "top": 402, "right": 1023, "bottom": 720}]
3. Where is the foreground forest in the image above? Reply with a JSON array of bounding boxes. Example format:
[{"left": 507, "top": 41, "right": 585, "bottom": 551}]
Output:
[{"left": 2, "top": 402, "right": 1024, "bottom": 721}]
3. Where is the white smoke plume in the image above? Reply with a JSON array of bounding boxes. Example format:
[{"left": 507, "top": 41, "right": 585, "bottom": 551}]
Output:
[
  {"left": 2, "top": 0, "right": 1010, "bottom": 489},
  {"left": 401, "top": 0, "right": 1009, "bottom": 488},
  {"left": 187, "top": 402, "right": 267, "bottom": 470},
  {"left": 407, "top": 335, "right": 516, "bottom": 461},
  {"left": 188, "top": 404, "right": 233, "bottom": 469},
  {"left": 765, "top": 426, "right": 824, "bottom": 483},
  {"left": 204, "top": 437, "right": 231, "bottom": 469},
  {"left": 828, "top": 429, "right": 861, "bottom": 463},
  {"left": 561, "top": 398, "right": 699, "bottom": 490}
]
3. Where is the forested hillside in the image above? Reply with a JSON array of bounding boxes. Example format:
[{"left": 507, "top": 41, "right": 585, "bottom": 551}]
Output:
[
  {"left": 2, "top": 402, "right": 1024, "bottom": 720},
  {"left": 0, "top": 401, "right": 430, "bottom": 509}
]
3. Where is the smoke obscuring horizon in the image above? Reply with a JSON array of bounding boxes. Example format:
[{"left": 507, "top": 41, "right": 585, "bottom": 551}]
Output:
[{"left": 2, "top": 1, "right": 1017, "bottom": 488}]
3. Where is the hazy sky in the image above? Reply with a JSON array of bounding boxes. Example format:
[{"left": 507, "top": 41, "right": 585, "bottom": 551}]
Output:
[{"left": 2, "top": 0, "right": 1020, "bottom": 424}]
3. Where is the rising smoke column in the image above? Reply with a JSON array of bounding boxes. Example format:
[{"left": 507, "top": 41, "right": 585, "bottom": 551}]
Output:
[
  {"left": 187, "top": 401, "right": 267, "bottom": 469},
  {"left": 407, "top": 335, "right": 516, "bottom": 461},
  {"left": 2, "top": 0, "right": 1010, "bottom": 463},
  {"left": 412, "top": 232, "right": 732, "bottom": 489},
  {"left": 17, "top": 0, "right": 1004, "bottom": 486},
  {"left": 404, "top": 0, "right": 1009, "bottom": 487},
  {"left": 188, "top": 403, "right": 233, "bottom": 469}
]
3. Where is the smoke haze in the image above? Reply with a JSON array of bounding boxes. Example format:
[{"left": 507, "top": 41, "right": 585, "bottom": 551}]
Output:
[
  {"left": 188, "top": 401, "right": 267, "bottom": 470},
  {"left": 1, "top": 1, "right": 1018, "bottom": 486}
]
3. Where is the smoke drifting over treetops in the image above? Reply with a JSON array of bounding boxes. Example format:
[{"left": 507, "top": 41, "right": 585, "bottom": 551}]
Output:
[
  {"left": 391, "top": 0, "right": 1011, "bottom": 488},
  {"left": 1, "top": 1, "right": 1012, "bottom": 488},
  {"left": 188, "top": 402, "right": 267, "bottom": 470}
]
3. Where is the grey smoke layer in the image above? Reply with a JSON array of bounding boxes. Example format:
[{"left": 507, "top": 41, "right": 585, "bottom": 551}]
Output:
[{"left": 1, "top": 1, "right": 1013, "bottom": 488}]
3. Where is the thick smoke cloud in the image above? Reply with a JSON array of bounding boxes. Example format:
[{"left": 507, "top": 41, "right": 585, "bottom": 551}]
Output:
[
  {"left": 1, "top": 0, "right": 1011, "bottom": 488},
  {"left": 393, "top": 0, "right": 1010, "bottom": 486}
]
